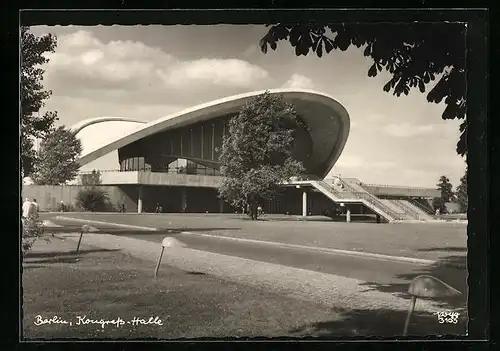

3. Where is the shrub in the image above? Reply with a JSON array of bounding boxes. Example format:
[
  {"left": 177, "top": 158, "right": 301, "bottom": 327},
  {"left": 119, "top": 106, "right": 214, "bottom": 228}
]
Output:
[
  {"left": 22, "top": 217, "right": 44, "bottom": 255},
  {"left": 75, "top": 186, "right": 110, "bottom": 212}
]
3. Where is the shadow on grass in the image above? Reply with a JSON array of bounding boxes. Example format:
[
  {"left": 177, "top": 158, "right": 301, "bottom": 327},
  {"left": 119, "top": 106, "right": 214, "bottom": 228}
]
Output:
[
  {"left": 284, "top": 233, "right": 468, "bottom": 338},
  {"left": 21, "top": 264, "right": 46, "bottom": 271},
  {"left": 24, "top": 256, "right": 82, "bottom": 265},
  {"left": 157, "top": 228, "right": 241, "bottom": 234},
  {"left": 23, "top": 248, "right": 122, "bottom": 266},
  {"left": 24, "top": 248, "right": 121, "bottom": 259},
  {"left": 47, "top": 227, "right": 242, "bottom": 235},
  {"left": 359, "top": 254, "right": 468, "bottom": 311},
  {"left": 289, "top": 307, "right": 467, "bottom": 337},
  {"left": 418, "top": 247, "right": 467, "bottom": 253},
  {"left": 185, "top": 271, "right": 207, "bottom": 275},
  {"left": 227, "top": 215, "right": 378, "bottom": 223}
]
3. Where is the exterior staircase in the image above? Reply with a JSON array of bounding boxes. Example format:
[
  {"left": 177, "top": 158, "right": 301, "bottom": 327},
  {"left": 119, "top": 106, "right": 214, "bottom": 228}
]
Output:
[
  {"left": 311, "top": 180, "right": 404, "bottom": 222},
  {"left": 288, "top": 177, "right": 435, "bottom": 222},
  {"left": 333, "top": 179, "right": 405, "bottom": 222},
  {"left": 345, "top": 178, "right": 431, "bottom": 221},
  {"left": 392, "top": 199, "right": 425, "bottom": 220},
  {"left": 379, "top": 199, "right": 415, "bottom": 220},
  {"left": 399, "top": 199, "right": 435, "bottom": 220}
]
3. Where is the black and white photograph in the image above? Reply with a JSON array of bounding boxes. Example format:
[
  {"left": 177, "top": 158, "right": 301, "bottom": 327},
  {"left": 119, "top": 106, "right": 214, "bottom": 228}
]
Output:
[{"left": 19, "top": 12, "right": 486, "bottom": 341}]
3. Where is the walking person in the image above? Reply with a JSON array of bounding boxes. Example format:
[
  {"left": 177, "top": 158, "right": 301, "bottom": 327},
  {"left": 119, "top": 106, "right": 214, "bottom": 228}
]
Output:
[
  {"left": 32, "top": 199, "right": 40, "bottom": 220},
  {"left": 22, "top": 198, "right": 38, "bottom": 229},
  {"left": 22, "top": 198, "right": 33, "bottom": 219}
]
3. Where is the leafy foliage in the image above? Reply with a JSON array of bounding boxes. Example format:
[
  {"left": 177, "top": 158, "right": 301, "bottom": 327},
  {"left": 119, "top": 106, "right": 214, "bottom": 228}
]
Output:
[
  {"left": 432, "top": 175, "right": 455, "bottom": 213},
  {"left": 21, "top": 26, "right": 58, "bottom": 176},
  {"left": 218, "top": 91, "right": 305, "bottom": 220},
  {"left": 259, "top": 23, "right": 467, "bottom": 156},
  {"left": 75, "top": 187, "right": 110, "bottom": 212},
  {"left": 21, "top": 217, "right": 44, "bottom": 255},
  {"left": 455, "top": 168, "right": 468, "bottom": 213},
  {"left": 81, "top": 169, "right": 102, "bottom": 186},
  {"left": 32, "top": 126, "right": 83, "bottom": 185}
]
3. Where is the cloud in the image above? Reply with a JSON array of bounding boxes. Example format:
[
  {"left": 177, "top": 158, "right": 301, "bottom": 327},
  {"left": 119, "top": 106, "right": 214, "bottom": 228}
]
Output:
[
  {"left": 382, "top": 123, "right": 435, "bottom": 138},
  {"left": 32, "top": 26, "right": 465, "bottom": 188},
  {"left": 46, "top": 31, "right": 171, "bottom": 83},
  {"left": 42, "top": 95, "right": 186, "bottom": 127},
  {"left": 282, "top": 73, "right": 315, "bottom": 90},
  {"left": 159, "top": 58, "right": 269, "bottom": 88},
  {"left": 43, "top": 30, "right": 270, "bottom": 107}
]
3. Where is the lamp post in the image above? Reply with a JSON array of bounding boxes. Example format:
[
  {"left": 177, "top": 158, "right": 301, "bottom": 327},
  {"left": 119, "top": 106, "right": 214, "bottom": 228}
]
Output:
[
  {"left": 76, "top": 224, "right": 98, "bottom": 253},
  {"left": 403, "top": 275, "right": 462, "bottom": 336},
  {"left": 154, "top": 237, "right": 187, "bottom": 278}
]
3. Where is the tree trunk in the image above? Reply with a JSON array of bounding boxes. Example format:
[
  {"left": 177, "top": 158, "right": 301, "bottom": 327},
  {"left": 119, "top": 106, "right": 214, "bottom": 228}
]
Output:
[{"left": 251, "top": 201, "right": 258, "bottom": 220}]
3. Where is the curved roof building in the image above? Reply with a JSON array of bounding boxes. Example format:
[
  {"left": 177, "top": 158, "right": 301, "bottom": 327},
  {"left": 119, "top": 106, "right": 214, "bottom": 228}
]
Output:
[
  {"left": 73, "top": 89, "right": 350, "bottom": 179},
  {"left": 57, "top": 90, "right": 437, "bottom": 220}
]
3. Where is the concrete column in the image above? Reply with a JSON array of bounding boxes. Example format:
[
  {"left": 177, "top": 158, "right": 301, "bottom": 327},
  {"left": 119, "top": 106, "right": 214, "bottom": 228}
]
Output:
[
  {"left": 302, "top": 189, "right": 308, "bottom": 217},
  {"left": 137, "top": 185, "right": 143, "bottom": 214},
  {"left": 180, "top": 131, "right": 183, "bottom": 156},
  {"left": 190, "top": 128, "right": 193, "bottom": 157},
  {"left": 211, "top": 124, "right": 215, "bottom": 160},
  {"left": 201, "top": 125, "right": 204, "bottom": 158},
  {"left": 181, "top": 188, "right": 187, "bottom": 212},
  {"left": 219, "top": 199, "right": 224, "bottom": 213},
  {"left": 346, "top": 208, "right": 351, "bottom": 223}
]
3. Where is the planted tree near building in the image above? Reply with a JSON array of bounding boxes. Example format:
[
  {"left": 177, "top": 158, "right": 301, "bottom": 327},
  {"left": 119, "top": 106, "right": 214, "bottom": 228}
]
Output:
[
  {"left": 32, "top": 126, "right": 83, "bottom": 185},
  {"left": 21, "top": 26, "right": 58, "bottom": 176},
  {"left": 432, "top": 175, "right": 455, "bottom": 214},
  {"left": 259, "top": 23, "right": 467, "bottom": 156},
  {"left": 75, "top": 187, "right": 110, "bottom": 212},
  {"left": 81, "top": 169, "right": 102, "bottom": 186},
  {"left": 218, "top": 91, "right": 305, "bottom": 220},
  {"left": 455, "top": 168, "right": 468, "bottom": 213}
]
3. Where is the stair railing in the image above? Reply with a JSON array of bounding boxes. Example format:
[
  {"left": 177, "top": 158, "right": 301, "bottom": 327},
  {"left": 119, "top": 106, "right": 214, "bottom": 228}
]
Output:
[
  {"left": 393, "top": 199, "right": 422, "bottom": 220},
  {"left": 339, "top": 181, "right": 403, "bottom": 221}
]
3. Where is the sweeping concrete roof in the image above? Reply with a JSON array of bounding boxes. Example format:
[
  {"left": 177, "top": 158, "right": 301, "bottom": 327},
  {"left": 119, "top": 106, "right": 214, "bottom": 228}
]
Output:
[{"left": 72, "top": 88, "right": 350, "bottom": 178}]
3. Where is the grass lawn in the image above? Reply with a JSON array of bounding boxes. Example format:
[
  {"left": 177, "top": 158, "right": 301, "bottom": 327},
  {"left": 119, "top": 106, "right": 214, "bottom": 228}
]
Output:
[
  {"left": 49, "top": 213, "right": 467, "bottom": 262},
  {"left": 22, "top": 237, "right": 337, "bottom": 339},
  {"left": 22, "top": 237, "right": 467, "bottom": 339}
]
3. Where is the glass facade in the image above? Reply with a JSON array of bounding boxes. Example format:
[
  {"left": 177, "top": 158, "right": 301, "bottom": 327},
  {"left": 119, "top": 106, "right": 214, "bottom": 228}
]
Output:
[
  {"left": 120, "top": 157, "right": 151, "bottom": 171},
  {"left": 119, "top": 157, "right": 220, "bottom": 176},
  {"left": 117, "top": 112, "right": 310, "bottom": 178},
  {"left": 170, "top": 158, "right": 220, "bottom": 176}
]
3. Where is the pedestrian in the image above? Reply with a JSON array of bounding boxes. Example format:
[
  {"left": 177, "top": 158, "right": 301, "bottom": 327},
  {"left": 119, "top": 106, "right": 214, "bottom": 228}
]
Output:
[
  {"left": 22, "top": 198, "right": 32, "bottom": 219},
  {"left": 60, "top": 200, "right": 66, "bottom": 212},
  {"left": 32, "top": 199, "right": 40, "bottom": 220},
  {"left": 120, "top": 204, "right": 126, "bottom": 213}
]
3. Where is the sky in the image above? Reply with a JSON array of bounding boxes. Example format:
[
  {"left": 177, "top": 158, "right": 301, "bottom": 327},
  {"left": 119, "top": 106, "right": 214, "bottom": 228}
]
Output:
[{"left": 30, "top": 25, "right": 466, "bottom": 188}]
